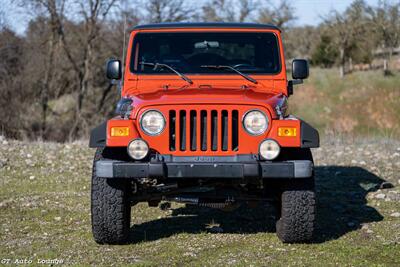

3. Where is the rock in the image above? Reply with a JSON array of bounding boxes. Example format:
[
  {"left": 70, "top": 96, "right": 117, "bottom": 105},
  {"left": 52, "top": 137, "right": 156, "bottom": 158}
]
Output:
[
  {"left": 29, "top": 175, "right": 35, "bottom": 180},
  {"left": 386, "top": 191, "right": 400, "bottom": 202},
  {"left": 0, "top": 158, "right": 7, "bottom": 168},
  {"left": 359, "top": 161, "right": 366, "bottom": 165},
  {"left": 54, "top": 216, "right": 61, "bottom": 221},
  {"left": 390, "top": 212, "right": 400, "bottom": 218},
  {"left": 379, "top": 182, "right": 394, "bottom": 189},
  {"left": 366, "top": 229, "right": 373, "bottom": 234},
  {"left": 375, "top": 193, "right": 386, "bottom": 199},
  {"left": 208, "top": 226, "right": 224, "bottom": 233},
  {"left": 2, "top": 140, "right": 8, "bottom": 145},
  {"left": 351, "top": 160, "right": 357, "bottom": 164}
]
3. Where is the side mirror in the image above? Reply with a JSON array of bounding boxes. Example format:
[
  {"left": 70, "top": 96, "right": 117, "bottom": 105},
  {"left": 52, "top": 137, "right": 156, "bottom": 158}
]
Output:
[
  {"left": 106, "top": 59, "right": 121, "bottom": 80},
  {"left": 292, "top": 59, "right": 309, "bottom": 80}
]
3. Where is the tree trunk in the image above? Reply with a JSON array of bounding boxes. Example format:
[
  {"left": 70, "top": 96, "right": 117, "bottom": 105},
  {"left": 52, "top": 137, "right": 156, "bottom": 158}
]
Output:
[
  {"left": 339, "top": 47, "right": 345, "bottom": 78},
  {"left": 40, "top": 1, "right": 59, "bottom": 140},
  {"left": 68, "top": 33, "right": 94, "bottom": 140},
  {"left": 349, "top": 57, "right": 353, "bottom": 73}
]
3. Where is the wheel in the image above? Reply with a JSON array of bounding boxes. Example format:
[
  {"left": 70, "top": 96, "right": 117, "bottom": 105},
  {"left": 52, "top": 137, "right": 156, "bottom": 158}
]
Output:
[
  {"left": 276, "top": 178, "right": 316, "bottom": 243},
  {"left": 91, "top": 148, "right": 131, "bottom": 244},
  {"left": 275, "top": 148, "right": 316, "bottom": 243}
]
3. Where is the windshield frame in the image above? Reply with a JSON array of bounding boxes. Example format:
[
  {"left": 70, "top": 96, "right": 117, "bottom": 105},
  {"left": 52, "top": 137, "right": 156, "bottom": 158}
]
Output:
[{"left": 129, "top": 31, "right": 282, "bottom": 76}]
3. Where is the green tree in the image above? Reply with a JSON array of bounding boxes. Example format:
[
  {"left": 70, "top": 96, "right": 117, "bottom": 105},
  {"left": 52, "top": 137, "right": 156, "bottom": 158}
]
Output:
[
  {"left": 311, "top": 34, "right": 338, "bottom": 67},
  {"left": 323, "top": 0, "right": 371, "bottom": 77}
]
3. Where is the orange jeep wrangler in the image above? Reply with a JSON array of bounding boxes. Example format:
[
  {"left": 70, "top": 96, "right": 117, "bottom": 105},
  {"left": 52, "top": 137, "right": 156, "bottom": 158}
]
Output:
[{"left": 89, "top": 22, "right": 319, "bottom": 244}]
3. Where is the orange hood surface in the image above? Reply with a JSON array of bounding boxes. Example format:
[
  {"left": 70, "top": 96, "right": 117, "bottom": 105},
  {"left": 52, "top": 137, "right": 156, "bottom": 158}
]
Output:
[{"left": 127, "top": 88, "right": 286, "bottom": 120}]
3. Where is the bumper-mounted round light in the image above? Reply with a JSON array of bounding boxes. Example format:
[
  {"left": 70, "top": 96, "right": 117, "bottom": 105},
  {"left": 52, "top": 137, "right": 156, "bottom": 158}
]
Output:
[
  {"left": 127, "top": 139, "right": 149, "bottom": 160},
  {"left": 140, "top": 110, "right": 166, "bottom": 136},
  {"left": 243, "top": 110, "right": 268, "bottom": 135},
  {"left": 259, "top": 139, "right": 280, "bottom": 160}
]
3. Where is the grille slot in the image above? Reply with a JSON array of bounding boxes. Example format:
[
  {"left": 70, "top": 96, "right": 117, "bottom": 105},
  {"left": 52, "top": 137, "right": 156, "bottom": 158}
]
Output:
[
  {"left": 169, "top": 108, "right": 239, "bottom": 152},
  {"left": 190, "top": 110, "right": 197, "bottom": 151},
  {"left": 169, "top": 110, "right": 176, "bottom": 151},
  {"left": 221, "top": 110, "right": 228, "bottom": 151},
  {"left": 211, "top": 110, "right": 218, "bottom": 151},
  {"left": 232, "top": 110, "right": 239, "bottom": 151},
  {"left": 201, "top": 110, "right": 207, "bottom": 151},
  {"left": 179, "top": 110, "right": 186, "bottom": 151}
]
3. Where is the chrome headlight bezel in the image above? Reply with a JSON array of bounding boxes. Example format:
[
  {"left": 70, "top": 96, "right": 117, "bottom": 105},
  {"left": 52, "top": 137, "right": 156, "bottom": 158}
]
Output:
[
  {"left": 140, "top": 109, "right": 166, "bottom": 136},
  {"left": 242, "top": 109, "right": 269, "bottom": 136}
]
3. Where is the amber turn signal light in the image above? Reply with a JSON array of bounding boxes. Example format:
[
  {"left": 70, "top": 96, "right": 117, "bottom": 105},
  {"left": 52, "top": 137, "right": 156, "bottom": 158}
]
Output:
[
  {"left": 111, "top": 127, "right": 130, "bottom": 137},
  {"left": 278, "top": 127, "right": 297, "bottom": 137}
]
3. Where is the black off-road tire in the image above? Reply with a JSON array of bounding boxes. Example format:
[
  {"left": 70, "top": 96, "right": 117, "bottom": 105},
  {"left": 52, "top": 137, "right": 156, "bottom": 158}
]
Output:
[
  {"left": 91, "top": 148, "right": 131, "bottom": 244},
  {"left": 276, "top": 178, "right": 316, "bottom": 243},
  {"left": 274, "top": 148, "right": 316, "bottom": 243}
]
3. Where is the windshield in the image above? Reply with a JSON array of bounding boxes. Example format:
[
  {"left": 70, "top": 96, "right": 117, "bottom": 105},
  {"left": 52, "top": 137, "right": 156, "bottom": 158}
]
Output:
[{"left": 130, "top": 32, "right": 281, "bottom": 74}]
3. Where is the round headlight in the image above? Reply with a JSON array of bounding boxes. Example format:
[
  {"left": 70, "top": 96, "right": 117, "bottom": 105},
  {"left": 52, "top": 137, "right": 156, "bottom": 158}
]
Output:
[
  {"left": 243, "top": 110, "right": 268, "bottom": 135},
  {"left": 127, "top": 139, "right": 149, "bottom": 160},
  {"left": 140, "top": 110, "right": 165, "bottom": 135},
  {"left": 259, "top": 139, "right": 280, "bottom": 160}
]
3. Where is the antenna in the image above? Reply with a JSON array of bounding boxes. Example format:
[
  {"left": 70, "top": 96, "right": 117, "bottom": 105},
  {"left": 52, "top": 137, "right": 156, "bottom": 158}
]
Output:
[
  {"left": 121, "top": 14, "right": 127, "bottom": 70},
  {"left": 120, "top": 12, "right": 127, "bottom": 96}
]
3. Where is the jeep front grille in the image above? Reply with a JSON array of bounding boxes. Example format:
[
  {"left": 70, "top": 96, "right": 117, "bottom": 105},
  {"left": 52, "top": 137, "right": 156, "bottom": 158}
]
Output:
[{"left": 168, "top": 109, "right": 239, "bottom": 152}]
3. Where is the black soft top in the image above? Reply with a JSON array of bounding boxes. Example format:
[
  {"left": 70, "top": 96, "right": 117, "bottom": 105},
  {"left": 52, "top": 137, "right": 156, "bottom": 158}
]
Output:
[{"left": 130, "top": 22, "right": 280, "bottom": 32}]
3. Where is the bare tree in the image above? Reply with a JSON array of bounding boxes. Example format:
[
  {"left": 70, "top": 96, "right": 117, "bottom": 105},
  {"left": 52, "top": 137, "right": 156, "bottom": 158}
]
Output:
[
  {"left": 238, "top": 0, "right": 257, "bottom": 22},
  {"left": 0, "top": 7, "right": 7, "bottom": 29},
  {"left": 53, "top": 0, "right": 119, "bottom": 139},
  {"left": 367, "top": 0, "right": 400, "bottom": 74},
  {"left": 202, "top": 0, "right": 256, "bottom": 22},
  {"left": 16, "top": 0, "right": 67, "bottom": 138},
  {"left": 257, "top": 0, "right": 296, "bottom": 30},
  {"left": 142, "top": 0, "right": 196, "bottom": 23}
]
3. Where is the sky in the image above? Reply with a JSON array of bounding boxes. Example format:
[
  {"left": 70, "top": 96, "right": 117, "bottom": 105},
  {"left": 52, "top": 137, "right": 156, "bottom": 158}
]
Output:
[
  {"left": 292, "top": 0, "right": 380, "bottom": 25},
  {"left": 2, "top": 0, "right": 382, "bottom": 35}
]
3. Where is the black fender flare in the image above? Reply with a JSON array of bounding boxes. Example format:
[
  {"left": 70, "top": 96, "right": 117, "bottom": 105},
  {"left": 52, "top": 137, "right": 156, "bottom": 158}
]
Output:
[
  {"left": 300, "top": 120, "right": 319, "bottom": 148},
  {"left": 89, "top": 121, "right": 107, "bottom": 148}
]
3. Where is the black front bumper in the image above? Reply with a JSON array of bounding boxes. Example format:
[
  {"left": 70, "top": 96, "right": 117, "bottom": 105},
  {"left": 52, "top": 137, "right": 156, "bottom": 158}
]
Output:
[{"left": 95, "top": 160, "right": 313, "bottom": 179}]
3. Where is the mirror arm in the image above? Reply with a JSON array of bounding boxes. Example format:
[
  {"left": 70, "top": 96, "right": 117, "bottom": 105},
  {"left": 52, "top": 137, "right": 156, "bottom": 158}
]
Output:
[
  {"left": 292, "top": 79, "right": 303, "bottom": 85},
  {"left": 110, "top": 79, "right": 119, "bottom": 85},
  {"left": 287, "top": 79, "right": 303, "bottom": 95}
]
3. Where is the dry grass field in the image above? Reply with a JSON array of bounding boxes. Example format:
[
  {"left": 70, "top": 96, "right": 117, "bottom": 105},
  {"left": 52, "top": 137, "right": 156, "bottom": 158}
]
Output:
[{"left": 0, "top": 136, "right": 399, "bottom": 266}]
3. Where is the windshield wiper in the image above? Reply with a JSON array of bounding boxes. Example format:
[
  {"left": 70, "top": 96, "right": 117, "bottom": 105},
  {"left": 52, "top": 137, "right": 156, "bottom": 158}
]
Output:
[
  {"left": 139, "top": 62, "right": 193, "bottom": 84},
  {"left": 200, "top": 65, "right": 258, "bottom": 84}
]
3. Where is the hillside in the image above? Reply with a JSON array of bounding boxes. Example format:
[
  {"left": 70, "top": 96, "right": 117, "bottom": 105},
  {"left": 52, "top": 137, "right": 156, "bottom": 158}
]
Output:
[
  {"left": 290, "top": 68, "right": 400, "bottom": 139},
  {"left": 0, "top": 136, "right": 399, "bottom": 266}
]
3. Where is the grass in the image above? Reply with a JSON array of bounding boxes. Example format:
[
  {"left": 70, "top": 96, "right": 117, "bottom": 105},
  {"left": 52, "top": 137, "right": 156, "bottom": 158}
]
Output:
[
  {"left": 290, "top": 68, "right": 400, "bottom": 139},
  {"left": 0, "top": 137, "right": 400, "bottom": 266}
]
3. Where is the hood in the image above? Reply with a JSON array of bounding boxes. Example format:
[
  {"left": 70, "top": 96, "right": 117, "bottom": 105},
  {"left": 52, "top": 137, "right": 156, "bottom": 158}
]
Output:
[{"left": 128, "top": 88, "right": 287, "bottom": 119}]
